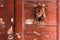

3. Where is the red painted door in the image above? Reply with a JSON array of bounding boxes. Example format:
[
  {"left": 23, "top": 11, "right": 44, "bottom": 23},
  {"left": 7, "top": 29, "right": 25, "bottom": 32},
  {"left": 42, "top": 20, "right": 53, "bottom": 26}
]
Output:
[{"left": 0, "top": 0, "right": 60, "bottom": 40}]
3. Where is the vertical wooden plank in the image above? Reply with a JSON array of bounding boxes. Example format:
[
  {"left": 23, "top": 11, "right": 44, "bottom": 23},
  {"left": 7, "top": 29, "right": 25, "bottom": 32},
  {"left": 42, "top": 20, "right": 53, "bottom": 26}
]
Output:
[
  {"left": 5, "top": 0, "right": 14, "bottom": 40},
  {"left": 0, "top": 0, "right": 8, "bottom": 40},
  {"left": 23, "top": 0, "right": 57, "bottom": 40},
  {"left": 15, "top": 0, "right": 22, "bottom": 40}
]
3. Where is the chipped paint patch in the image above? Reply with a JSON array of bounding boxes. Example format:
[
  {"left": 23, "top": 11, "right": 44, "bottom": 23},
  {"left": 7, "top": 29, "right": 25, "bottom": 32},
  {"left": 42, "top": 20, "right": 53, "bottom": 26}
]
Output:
[{"left": 16, "top": 33, "right": 21, "bottom": 39}]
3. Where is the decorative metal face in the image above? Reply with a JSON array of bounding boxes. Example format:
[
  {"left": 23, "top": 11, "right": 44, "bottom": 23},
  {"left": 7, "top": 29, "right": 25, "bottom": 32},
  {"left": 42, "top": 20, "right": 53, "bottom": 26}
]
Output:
[
  {"left": 24, "top": 2, "right": 47, "bottom": 25},
  {"left": 33, "top": 3, "right": 46, "bottom": 23}
]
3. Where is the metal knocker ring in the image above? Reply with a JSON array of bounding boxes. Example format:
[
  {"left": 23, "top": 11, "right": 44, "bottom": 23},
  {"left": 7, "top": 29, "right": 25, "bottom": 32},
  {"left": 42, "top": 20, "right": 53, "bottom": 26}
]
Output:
[{"left": 8, "top": 35, "right": 13, "bottom": 40}]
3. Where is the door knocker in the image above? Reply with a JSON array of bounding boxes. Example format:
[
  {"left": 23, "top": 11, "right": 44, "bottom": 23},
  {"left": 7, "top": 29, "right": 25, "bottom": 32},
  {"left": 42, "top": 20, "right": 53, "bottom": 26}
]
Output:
[{"left": 33, "top": 2, "right": 46, "bottom": 25}]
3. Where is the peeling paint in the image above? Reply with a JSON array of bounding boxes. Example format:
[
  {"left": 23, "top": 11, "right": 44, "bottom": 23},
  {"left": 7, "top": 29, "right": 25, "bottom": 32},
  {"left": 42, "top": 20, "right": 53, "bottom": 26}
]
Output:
[{"left": 16, "top": 33, "right": 21, "bottom": 39}]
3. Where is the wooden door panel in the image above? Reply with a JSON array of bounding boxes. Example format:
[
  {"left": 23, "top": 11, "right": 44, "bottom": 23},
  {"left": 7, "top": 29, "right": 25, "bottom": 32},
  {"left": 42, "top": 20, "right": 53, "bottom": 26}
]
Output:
[
  {"left": 22, "top": 0, "right": 57, "bottom": 40},
  {"left": 24, "top": 26, "right": 56, "bottom": 40},
  {"left": 5, "top": 0, "right": 14, "bottom": 40},
  {"left": 24, "top": 0, "right": 57, "bottom": 25},
  {"left": 15, "top": 0, "right": 22, "bottom": 40}
]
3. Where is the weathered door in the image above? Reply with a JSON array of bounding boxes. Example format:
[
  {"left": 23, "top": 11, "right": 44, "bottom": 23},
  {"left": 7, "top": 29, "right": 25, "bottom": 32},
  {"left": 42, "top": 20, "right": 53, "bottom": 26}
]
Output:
[
  {"left": 0, "top": 0, "right": 60, "bottom": 40},
  {"left": 16, "top": 0, "right": 59, "bottom": 40}
]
